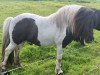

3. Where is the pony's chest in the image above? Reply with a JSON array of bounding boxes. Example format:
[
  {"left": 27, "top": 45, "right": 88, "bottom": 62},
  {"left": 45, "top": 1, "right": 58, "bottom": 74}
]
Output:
[{"left": 36, "top": 21, "right": 57, "bottom": 45}]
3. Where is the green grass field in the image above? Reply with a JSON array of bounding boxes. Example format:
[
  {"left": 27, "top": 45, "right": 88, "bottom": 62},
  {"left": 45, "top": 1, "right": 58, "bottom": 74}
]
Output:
[{"left": 0, "top": 0, "right": 100, "bottom": 75}]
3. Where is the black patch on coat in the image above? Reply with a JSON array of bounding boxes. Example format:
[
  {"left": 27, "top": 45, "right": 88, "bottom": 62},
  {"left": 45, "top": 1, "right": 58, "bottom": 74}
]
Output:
[
  {"left": 12, "top": 18, "right": 40, "bottom": 46},
  {"left": 74, "top": 7, "right": 95, "bottom": 43},
  {"left": 92, "top": 8, "right": 100, "bottom": 30}
]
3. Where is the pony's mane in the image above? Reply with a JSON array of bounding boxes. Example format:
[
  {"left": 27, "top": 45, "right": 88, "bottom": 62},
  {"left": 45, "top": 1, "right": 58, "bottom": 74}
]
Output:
[
  {"left": 48, "top": 5, "right": 95, "bottom": 43},
  {"left": 48, "top": 5, "right": 82, "bottom": 32}
]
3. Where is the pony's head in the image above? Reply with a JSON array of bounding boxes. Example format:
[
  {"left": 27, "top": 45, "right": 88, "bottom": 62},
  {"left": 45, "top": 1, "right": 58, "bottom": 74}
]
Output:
[{"left": 92, "top": 9, "right": 100, "bottom": 30}]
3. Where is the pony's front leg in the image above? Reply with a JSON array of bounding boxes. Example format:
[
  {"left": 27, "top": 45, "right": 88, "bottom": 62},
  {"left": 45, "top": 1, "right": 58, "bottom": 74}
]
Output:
[
  {"left": 55, "top": 44, "right": 63, "bottom": 75},
  {"left": 1, "top": 43, "right": 16, "bottom": 71}
]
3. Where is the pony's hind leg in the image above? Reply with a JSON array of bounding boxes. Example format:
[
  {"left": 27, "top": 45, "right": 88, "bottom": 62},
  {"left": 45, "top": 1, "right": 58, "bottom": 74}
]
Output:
[
  {"left": 1, "top": 42, "right": 16, "bottom": 71},
  {"left": 14, "top": 44, "right": 22, "bottom": 67},
  {"left": 55, "top": 44, "right": 63, "bottom": 75}
]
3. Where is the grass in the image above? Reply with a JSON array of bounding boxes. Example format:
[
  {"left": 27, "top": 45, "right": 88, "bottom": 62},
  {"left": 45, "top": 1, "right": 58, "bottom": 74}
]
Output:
[{"left": 0, "top": 0, "right": 100, "bottom": 75}]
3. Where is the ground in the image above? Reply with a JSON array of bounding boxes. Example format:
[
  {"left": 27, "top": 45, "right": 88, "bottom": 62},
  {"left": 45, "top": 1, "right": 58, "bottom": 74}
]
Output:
[{"left": 0, "top": 0, "right": 100, "bottom": 75}]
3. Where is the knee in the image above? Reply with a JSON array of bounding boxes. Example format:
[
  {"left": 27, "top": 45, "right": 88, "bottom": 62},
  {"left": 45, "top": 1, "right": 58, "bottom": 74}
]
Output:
[{"left": 57, "top": 54, "right": 63, "bottom": 60}]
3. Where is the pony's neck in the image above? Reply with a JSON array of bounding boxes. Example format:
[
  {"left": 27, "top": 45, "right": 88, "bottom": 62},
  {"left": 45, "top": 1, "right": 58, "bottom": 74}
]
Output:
[{"left": 47, "top": 9, "right": 67, "bottom": 31}]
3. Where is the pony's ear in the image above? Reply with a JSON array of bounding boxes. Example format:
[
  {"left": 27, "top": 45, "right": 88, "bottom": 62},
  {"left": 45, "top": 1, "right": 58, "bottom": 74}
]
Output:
[{"left": 73, "top": 7, "right": 94, "bottom": 43}]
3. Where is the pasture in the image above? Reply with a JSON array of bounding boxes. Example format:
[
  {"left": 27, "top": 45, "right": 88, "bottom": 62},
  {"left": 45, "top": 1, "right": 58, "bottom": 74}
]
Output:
[{"left": 0, "top": 0, "right": 100, "bottom": 75}]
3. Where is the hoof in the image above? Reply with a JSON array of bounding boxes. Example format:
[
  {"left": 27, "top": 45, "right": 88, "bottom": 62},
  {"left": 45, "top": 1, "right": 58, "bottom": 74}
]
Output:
[
  {"left": 57, "top": 72, "right": 63, "bottom": 75},
  {"left": 57, "top": 70, "right": 63, "bottom": 75},
  {"left": 55, "top": 69, "right": 63, "bottom": 75}
]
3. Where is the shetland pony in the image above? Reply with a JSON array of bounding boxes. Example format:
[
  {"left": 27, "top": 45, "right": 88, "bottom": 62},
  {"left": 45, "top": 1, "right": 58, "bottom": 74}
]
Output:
[{"left": 1, "top": 5, "right": 98, "bottom": 75}]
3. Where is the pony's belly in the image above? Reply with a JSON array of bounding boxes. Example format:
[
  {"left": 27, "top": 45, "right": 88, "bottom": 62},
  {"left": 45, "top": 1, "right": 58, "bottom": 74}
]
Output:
[
  {"left": 36, "top": 21, "right": 57, "bottom": 46},
  {"left": 38, "top": 27, "right": 57, "bottom": 46},
  {"left": 38, "top": 32, "right": 56, "bottom": 46}
]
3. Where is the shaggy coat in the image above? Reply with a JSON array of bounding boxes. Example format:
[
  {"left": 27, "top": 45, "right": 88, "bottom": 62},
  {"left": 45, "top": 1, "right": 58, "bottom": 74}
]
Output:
[{"left": 64, "top": 7, "right": 100, "bottom": 46}]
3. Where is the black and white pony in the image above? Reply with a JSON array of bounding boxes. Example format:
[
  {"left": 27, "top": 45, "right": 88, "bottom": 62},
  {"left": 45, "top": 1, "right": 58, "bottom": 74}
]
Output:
[{"left": 1, "top": 5, "right": 100, "bottom": 75}]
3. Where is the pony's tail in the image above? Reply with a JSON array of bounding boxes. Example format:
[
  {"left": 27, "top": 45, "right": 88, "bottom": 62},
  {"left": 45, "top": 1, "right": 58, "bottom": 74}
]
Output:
[{"left": 2, "top": 17, "right": 13, "bottom": 61}]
